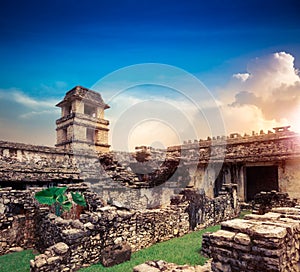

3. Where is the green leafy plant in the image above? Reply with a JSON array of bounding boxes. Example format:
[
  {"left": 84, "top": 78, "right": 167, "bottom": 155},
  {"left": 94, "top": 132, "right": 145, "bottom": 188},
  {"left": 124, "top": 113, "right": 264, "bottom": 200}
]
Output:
[{"left": 35, "top": 187, "right": 86, "bottom": 217}]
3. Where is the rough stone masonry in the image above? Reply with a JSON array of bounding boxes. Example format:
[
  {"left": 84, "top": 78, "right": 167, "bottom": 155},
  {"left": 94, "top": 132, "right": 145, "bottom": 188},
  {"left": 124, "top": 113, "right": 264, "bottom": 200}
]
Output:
[
  {"left": 202, "top": 206, "right": 300, "bottom": 272},
  {"left": 0, "top": 183, "right": 238, "bottom": 271}
]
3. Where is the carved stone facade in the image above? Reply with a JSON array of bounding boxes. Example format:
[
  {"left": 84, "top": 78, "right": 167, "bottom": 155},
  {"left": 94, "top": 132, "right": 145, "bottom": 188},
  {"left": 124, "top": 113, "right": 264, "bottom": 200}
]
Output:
[{"left": 169, "top": 126, "right": 300, "bottom": 201}]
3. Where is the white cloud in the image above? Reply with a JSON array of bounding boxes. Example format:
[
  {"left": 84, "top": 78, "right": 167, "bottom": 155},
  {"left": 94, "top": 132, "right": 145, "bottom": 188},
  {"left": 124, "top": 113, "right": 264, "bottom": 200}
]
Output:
[
  {"left": 218, "top": 51, "right": 300, "bottom": 134},
  {"left": 12, "top": 92, "right": 56, "bottom": 109},
  {"left": 91, "top": 64, "right": 227, "bottom": 150},
  {"left": 19, "top": 109, "right": 59, "bottom": 119},
  {"left": 1, "top": 52, "right": 300, "bottom": 149},
  {"left": 0, "top": 88, "right": 58, "bottom": 109},
  {"left": 0, "top": 88, "right": 60, "bottom": 146},
  {"left": 105, "top": 84, "right": 220, "bottom": 150},
  {"left": 232, "top": 73, "right": 250, "bottom": 82}
]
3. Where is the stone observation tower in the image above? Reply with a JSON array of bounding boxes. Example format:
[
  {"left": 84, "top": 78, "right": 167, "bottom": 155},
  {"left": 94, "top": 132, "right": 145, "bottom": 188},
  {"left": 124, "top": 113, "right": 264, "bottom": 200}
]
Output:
[{"left": 55, "top": 86, "right": 110, "bottom": 153}]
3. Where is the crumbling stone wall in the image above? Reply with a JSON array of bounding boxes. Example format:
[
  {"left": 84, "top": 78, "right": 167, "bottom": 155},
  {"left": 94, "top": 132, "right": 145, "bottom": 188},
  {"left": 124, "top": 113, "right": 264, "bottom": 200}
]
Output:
[
  {"left": 0, "top": 141, "right": 81, "bottom": 184},
  {"left": 0, "top": 188, "right": 39, "bottom": 254},
  {"left": 173, "top": 184, "right": 239, "bottom": 231},
  {"left": 29, "top": 186, "right": 238, "bottom": 271},
  {"left": 0, "top": 183, "right": 238, "bottom": 271},
  {"left": 31, "top": 204, "right": 190, "bottom": 271},
  {"left": 2, "top": 127, "right": 300, "bottom": 204},
  {"left": 202, "top": 206, "right": 300, "bottom": 272}
]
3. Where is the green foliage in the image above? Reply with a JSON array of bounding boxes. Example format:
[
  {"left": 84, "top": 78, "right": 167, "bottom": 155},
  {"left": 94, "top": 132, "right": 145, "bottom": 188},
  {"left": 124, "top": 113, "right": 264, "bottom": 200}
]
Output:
[
  {"left": 34, "top": 186, "right": 86, "bottom": 216},
  {"left": 71, "top": 192, "right": 87, "bottom": 207},
  {"left": 0, "top": 250, "right": 36, "bottom": 272},
  {"left": 79, "top": 225, "right": 221, "bottom": 272}
]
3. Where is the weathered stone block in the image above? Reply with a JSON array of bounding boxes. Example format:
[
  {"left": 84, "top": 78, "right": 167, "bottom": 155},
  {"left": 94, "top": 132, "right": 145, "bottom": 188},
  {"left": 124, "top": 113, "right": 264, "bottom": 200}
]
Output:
[
  {"left": 133, "top": 263, "right": 160, "bottom": 272},
  {"left": 47, "top": 256, "right": 61, "bottom": 265},
  {"left": 34, "top": 254, "right": 47, "bottom": 268},
  {"left": 211, "top": 261, "right": 231, "bottom": 272},
  {"left": 101, "top": 243, "right": 131, "bottom": 267},
  {"left": 233, "top": 233, "right": 251, "bottom": 245},
  {"left": 8, "top": 246, "right": 23, "bottom": 253},
  {"left": 62, "top": 229, "right": 86, "bottom": 241},
  {"left": 251, "top": 224, "right": 287, "bottom": 239},
  {"left": 52, "top": 242, "right": 69, "bottom": 255}
]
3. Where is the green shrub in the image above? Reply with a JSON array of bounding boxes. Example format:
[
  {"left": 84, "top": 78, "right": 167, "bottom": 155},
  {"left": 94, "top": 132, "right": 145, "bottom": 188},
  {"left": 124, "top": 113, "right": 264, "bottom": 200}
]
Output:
[{"left": 35, "top": 187, "right": 86, "bottom": 216}]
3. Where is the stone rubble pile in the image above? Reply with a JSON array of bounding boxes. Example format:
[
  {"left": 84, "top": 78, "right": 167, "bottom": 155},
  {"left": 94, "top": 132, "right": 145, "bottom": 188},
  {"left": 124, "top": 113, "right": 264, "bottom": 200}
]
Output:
[
  {"left": 252, "top": 190, "right": 297, "bottom": 214},
  {"left": 202, "top": 206, "right": 300, "bottom": 272},
  {"left": 133, "top": 260, "right": 212, "bottom": 272}
]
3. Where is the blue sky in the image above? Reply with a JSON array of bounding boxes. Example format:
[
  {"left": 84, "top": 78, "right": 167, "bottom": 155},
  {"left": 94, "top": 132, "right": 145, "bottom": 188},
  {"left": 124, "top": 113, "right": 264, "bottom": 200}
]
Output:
[{"left": 1, "top": 0, "right": 300, "bottom": 149}]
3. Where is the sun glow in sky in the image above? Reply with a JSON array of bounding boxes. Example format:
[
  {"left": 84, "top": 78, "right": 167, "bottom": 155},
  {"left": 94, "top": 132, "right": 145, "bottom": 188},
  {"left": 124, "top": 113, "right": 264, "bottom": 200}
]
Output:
[{"left": 0, "top": 0, "right": 300, "bottom": 150}]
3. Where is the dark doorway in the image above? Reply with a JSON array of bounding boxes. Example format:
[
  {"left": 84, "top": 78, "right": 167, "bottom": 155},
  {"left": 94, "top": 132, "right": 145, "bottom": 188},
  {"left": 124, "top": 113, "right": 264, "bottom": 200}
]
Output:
[
  {"left": 214, "top": 166, "right": 225, "bottom": 197},
  {"left": 246, "top": 166, "right": 278, "bottom": 201}
]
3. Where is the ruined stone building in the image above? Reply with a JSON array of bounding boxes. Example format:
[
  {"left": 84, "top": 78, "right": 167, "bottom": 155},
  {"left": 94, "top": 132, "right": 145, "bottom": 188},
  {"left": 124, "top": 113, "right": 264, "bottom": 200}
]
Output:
[
  {"left": 1, "top": 86, "right": 300, "bottom": 206},
  {"left": 171, "top": 125, "right": 300, "bottom": 202},
  {"left": 56, "top": 86, "right": 110, "bottom": 153}
]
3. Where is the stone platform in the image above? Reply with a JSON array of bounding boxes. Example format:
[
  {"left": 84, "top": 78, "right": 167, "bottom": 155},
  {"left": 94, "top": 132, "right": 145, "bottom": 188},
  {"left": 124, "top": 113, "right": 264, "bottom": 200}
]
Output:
[{"left": 202, "top": 206, "right": 300, "bottom": 272}]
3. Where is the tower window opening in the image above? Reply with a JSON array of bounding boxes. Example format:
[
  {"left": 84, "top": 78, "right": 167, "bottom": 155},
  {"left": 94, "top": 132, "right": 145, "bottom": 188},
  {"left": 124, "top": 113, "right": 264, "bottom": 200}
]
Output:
[
  {"left": 84, "top": 104, "right": 97, "bottom": 117},
  {"left": 86, "top": 128, "right": 95, "bottom": 142},
  {"left": 62, "top": 128, "right": 68, "bottom": 141},
  {"left": 63, "top": 104, "right": 72, "bottom": 117}
]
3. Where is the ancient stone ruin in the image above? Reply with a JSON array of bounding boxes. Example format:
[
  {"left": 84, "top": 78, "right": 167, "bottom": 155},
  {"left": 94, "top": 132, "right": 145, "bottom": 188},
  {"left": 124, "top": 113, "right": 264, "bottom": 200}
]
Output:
[
  {"left": 0, "top": 184, "right": 238, "bottom": 271},
  {"left": 1, "top": 86, "right": 300, "bottom": 271}
]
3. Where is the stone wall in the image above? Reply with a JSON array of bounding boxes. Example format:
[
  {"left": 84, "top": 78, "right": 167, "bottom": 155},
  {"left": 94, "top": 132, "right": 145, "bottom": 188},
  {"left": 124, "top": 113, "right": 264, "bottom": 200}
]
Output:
[
  {"left": 0, "top": 188, "right": 39, "bottom": 254},
  {"left": 0, "top": 141, "right": 80, "bottom": 184},
  {"left": 202, "top": 207, "right": 300, "bottom": 272},
  {"left": 278, "top": 158, "right": 300, "bottom": 200},
  {"left": 2, "top": 126, "right": 300, "bottom": 205},
  {"left": 28, "top": 186, "right": 238, "bottom": 271},
  {"left": 0, "top": 140, "right": 112, "bottom": 186},
  {"left": 31, "top": 205, "right": 189, "bottom": 271}
]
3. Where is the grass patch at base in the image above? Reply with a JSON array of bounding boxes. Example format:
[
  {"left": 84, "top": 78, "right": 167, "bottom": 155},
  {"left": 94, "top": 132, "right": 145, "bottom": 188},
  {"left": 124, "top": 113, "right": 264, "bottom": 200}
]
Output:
[
  {"left": 0, "top": 249, "right": 36, "bottom": 272},
  {"left": 239, "top": 210, "right": 252, "bottom": 219},
  {"left": 80, "top": 225, "right": 220, "bottom": 272}
]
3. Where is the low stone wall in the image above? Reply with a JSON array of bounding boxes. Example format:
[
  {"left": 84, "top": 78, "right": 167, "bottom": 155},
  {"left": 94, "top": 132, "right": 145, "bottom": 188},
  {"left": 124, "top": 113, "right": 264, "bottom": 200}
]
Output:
[
  {"left": 30, "top": 186, "right": 239, "bottom": 271},
  {"left": 202, "top": 206, "right": 300, "bottom": 272},
  {"left": 0, "top": 185, "right": 104, "bottom": 256},
  {"left": 31, "top": 204, "right": 190, "bottom": 271},
  {"left": 0, "top": 183, "right": 238, "bottom": 271}
]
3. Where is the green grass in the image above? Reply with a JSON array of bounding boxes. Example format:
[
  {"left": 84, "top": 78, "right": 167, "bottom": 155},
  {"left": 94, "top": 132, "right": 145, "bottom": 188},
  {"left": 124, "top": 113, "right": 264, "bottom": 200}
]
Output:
[
  {"left": 0, "top": 225, "right": 220, "bottom": 272},
  {"left": 79, "top": 225, "right": 220, "bottom": 272},
  {"left": 0, "top": 249, "right": 36, "bottom": 272},
  {"left": 239, "top": 210, "right": 252, "bottom": 219}
]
